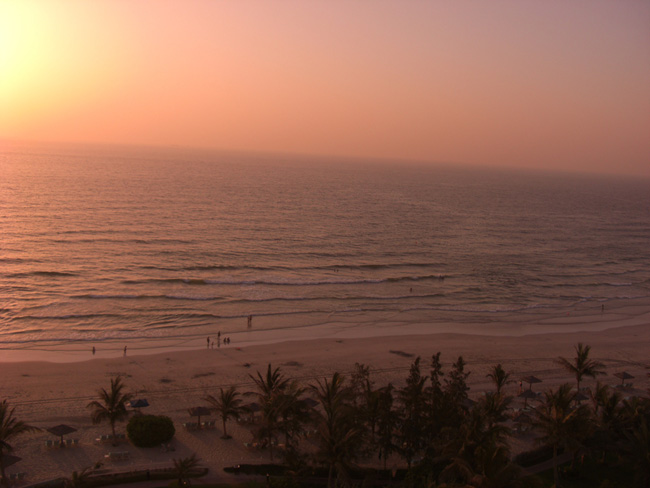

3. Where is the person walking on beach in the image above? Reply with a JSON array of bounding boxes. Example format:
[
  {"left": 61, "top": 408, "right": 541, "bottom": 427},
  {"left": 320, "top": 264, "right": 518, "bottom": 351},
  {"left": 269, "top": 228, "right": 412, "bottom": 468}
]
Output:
[
  {"left": 124, "top": 345, "right": 127, "bottom": 356},
  {"left": 92, "top": 346, "right": 95, "bottom": 355},
  {"left": 207, "top": 336, "right": 210, "bottom": 348}
]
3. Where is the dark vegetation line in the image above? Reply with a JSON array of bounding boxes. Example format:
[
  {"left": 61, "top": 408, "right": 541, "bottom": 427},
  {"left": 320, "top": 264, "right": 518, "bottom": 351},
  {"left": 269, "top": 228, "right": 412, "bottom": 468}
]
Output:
[{"left": 3, "top": 343, "right": 649, "bottom": 488}]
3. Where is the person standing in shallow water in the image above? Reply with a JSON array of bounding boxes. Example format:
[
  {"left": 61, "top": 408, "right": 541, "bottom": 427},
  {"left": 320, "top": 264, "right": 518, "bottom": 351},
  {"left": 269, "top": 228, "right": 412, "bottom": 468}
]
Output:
[
  {"left": 124, "top": 345, "right": 127, "bottom": 356},
  {"left": 207, "top": 336, "right": 210, "bottom": 348},
  {"left": 247, "top": 315, "right": 252, "bottom": 328}
]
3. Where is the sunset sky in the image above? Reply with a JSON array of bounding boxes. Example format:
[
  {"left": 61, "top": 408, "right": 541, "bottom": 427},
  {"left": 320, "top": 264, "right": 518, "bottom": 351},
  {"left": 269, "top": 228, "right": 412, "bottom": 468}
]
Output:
[{"left": 1, "top": 1, "right": 649, "bottom": 176}]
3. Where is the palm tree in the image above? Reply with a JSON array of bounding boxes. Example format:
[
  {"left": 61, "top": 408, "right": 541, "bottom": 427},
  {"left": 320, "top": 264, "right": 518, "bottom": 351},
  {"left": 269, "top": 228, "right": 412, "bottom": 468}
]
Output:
[
  {"left": 530, "top": 383, "right": 591, "bottom": 488},
  {"left": 205, "top": 386, "right": 245, "bottom": 439},
  {"left": 621, "top": 416, "right": 650, "bottom": 488},
  {"left": 275, "top": 381, "right": 310, "bottom": 453},
  {"left": 397, "top": 357, "right": 429, "bottom": 468},
  {"left": 556, "top": 343, "right": 605, "bottom": 392},
  {"left": 486, "top": 364, "right": 513, "bottom": 395},
  {"left": 479, "top": 391, "right": 512, "bottom": 431},
  {"left": 589, "top": 383, "right": 624, "bottom": 463},
  {"left": 0, "top": 400, "right": 39, "bottom": 488},
  {"left": 249, "top": 364, "right": 290, "bottom": 461},
  {"left": 311, "top": 372, "right": 363, "bottom": 488},
  {"left": 87, "top": 376, "right": 133, "bottom": 444},
  {"left": 173, "top": 453, "right": 201, "bottom": 486},
  {"left": 440, "top": 443, "right": 540, "bottom": 488},
  {"left": 375, "top": 384, "right": 397, "bottom": 470}
]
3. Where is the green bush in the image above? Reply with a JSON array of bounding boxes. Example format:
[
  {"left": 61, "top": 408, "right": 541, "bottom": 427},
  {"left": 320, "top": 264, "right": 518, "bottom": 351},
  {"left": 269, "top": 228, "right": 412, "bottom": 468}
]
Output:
[{"left": 127, "top": 414, "right": 175, "bottom": 447}]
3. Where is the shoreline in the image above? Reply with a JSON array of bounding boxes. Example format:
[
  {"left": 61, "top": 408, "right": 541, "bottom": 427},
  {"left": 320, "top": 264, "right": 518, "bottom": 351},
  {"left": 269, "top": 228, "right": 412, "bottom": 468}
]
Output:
[{"left": 2, "top": 298, "right": 649, "bottom": 364}]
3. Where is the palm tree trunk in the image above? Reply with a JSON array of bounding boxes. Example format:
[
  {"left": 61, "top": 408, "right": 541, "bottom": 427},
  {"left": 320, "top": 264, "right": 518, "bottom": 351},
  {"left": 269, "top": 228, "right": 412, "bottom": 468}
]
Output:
[
  {"left": 1, "top": 458, "right": 7, "bottom": 488},
  {"left": 111, "top": 420, "right": 117, "bottom": 446},
  {"left": 553, "top": 444, "right": 560, "bottom": 488},
  {"left": 222, "top": 416, "right": 227, "bottom": 438}
]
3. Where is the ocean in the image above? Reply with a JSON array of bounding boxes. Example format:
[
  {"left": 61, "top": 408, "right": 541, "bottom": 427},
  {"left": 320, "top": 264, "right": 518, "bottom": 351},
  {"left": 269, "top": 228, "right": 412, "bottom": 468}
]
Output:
[{"left": 1, "top": 144, "right": 649, "bottom": 355}]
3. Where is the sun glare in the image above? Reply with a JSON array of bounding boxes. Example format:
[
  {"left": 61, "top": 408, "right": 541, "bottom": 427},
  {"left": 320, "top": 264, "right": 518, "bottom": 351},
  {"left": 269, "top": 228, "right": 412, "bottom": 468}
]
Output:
[{"left": 0, "top": 2, "right": 54, "bottom": 127}]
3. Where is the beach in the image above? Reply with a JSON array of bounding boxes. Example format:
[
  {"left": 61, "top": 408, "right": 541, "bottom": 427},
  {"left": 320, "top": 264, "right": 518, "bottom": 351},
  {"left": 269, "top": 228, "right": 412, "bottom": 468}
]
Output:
[{"left": 2, "top": 316, "right": 649, "bottom": 485}]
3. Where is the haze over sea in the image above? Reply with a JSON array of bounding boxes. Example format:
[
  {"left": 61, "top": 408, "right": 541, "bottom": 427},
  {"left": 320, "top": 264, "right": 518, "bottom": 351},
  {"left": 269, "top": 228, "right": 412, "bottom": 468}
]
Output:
[{"left": 1, "top": 144, "right": 649, "bottom": 358}]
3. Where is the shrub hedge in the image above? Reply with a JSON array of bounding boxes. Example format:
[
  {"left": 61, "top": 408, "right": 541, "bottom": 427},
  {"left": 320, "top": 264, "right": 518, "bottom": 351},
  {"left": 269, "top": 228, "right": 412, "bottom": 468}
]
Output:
[{"left": 126, "top": 414, "right": 175, "bottom": 447}]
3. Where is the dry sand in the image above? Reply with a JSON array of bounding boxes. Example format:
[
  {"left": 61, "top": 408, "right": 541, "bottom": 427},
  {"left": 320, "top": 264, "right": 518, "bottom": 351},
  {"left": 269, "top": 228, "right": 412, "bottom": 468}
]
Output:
[{"left": 1, "top": 317, "right": 649, "bottom": 485}]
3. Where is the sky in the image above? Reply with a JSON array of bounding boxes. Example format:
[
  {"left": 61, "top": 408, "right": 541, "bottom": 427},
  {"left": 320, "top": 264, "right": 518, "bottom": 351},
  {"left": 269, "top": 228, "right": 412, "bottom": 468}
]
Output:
[{"left": 1, "top": 0, "right": 649, "bottom": 176}]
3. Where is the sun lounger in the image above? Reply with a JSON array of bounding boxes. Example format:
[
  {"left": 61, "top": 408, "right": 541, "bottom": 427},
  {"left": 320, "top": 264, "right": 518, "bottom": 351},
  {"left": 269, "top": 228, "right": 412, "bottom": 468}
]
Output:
[
  {"left": 104, "top": 451, "right": 129, "bottom": 461},
  {"left": 8, "top": 473, "right": 26, "bottom": 484}
]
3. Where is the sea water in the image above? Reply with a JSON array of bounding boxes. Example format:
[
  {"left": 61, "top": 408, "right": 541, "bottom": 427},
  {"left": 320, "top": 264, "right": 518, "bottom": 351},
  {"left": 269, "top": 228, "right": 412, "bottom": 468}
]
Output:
[{"left": 1, "top": 143, "right": 649, "bottom": 354}]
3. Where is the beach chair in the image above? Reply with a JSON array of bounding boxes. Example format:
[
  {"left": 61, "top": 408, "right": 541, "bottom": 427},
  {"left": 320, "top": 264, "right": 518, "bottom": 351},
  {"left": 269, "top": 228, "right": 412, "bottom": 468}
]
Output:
[
  {"left": 45, "top": 439, "right": 53, "bottom": 448},
  {"left": 105, "top": 451, "right": 129, "bottom": 461}
]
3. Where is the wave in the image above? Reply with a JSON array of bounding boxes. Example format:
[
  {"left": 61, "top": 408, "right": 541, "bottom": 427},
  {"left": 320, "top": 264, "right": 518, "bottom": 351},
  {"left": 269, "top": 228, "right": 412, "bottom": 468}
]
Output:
[
  {"left": 540, "top": 281, "right": 636, "bottom": 289},
  {"left": 7, "top": 271, "right": 78, "bottom": 278},
  {"left": 74, "top": 293, "right": 157, "bottom": 300},
  {"left": 72, "top": 292, "right": 444, "bottom": 304},
  {"left": 227, "top": 292, "right": 445, "bottom": 304},
  {"left": 172, "top": 261, "right": 445, "bottom": 272},
  {"left": 122, "top": 274, "right": 447, "bottom": 287},
  {"left": 0, "top": 258, "right": 29, "bottom": 264},
  {"left": 50, "top": 238, "right": 193, "bottom": 245},
  {"left": 13, "top": 313, "right": 121, "bottom": 321}
]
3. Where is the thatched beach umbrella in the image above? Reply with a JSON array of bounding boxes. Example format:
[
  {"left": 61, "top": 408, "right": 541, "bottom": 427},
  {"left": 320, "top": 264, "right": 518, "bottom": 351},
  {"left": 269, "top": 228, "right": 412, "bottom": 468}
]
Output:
[
  {"left": 521, "top": 375, "right": 542, "bottom": 391},
  {"left": 188, "top": 406, "right": 211, "bottom": 428},
  {"left": 2, "top": 455, "right": 21, "bottom": 468},
  {"left": 614, "top": 371, "right": 634, "bottom": 386},
  {"left": 46, "top": 424, "right": 77, "bottom": 447}
]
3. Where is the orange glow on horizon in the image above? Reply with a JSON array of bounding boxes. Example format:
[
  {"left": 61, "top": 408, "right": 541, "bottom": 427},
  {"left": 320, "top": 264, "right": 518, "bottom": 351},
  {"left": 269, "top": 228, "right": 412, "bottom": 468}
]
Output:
[{"left": 1, "top": 1, "right": 649, "bottom": 176}]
